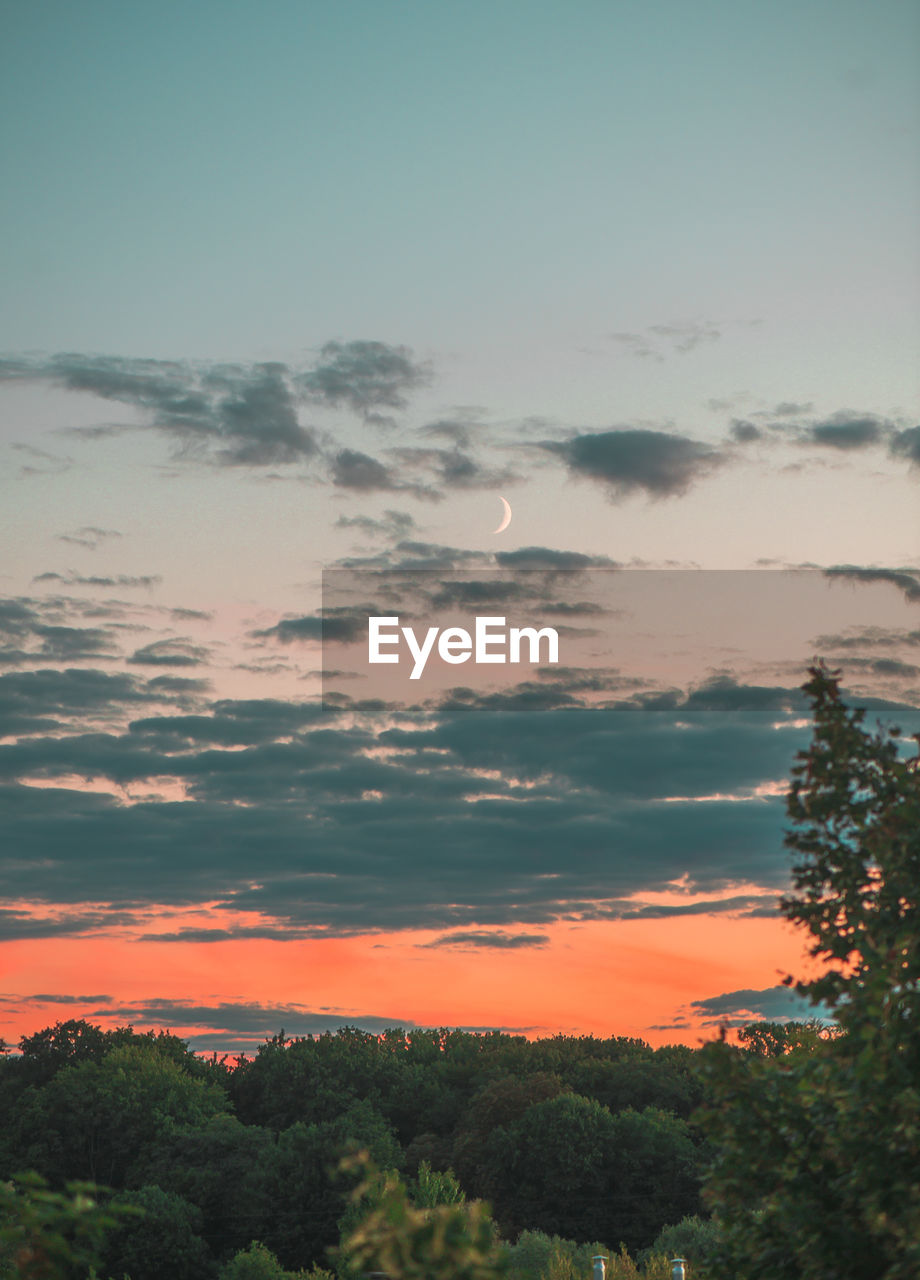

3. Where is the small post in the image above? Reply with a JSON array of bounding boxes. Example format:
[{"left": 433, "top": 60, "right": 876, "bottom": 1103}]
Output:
[
  {"left": 592, "top": 1256, "right": 607, "bottom": 1280},
  {"left": 671, "top": 1260, "right": 686, "bottom": 1280}
]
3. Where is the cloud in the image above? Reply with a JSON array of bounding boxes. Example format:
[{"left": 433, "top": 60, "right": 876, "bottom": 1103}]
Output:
[
  {"left": 24, "top": 993, "right": 113, "bottom": 1005},
  {"left": 330, "top": 448, "right": 438, "bottom": 500},
  {"left": 422, "top": 931, "right": 549, "bottom": 949},
  {"left": 0, "top": 665, "right": 202, "bottom": 735},
  {"left": 687, "top": 984, "right": 823, "bottom": 1026},
  {"left": 729, "top": 420, "right": 762, "bottom": 443},
  {"left": 331, "top": 448, "right": 398, "bottom": 491},
  {"left": 770, "top": 402, "right": 814, "bottom": 417},
  {"left": 494, "top": 547, "right": 618, "bottom": 571},
  {"left": 0, "top": 694, "right": 829, "bottom": 938},
  {"left": 610, "top": 321, "right": 721, "bottom": 361},
  {"left": 612, "top": 894, "right": 778, "bottom": 921},
  {"left": 34, "top": 572, "right": 160, "bottom": 590},
  {"left": 812, "top": 626, "right": 920, "bottom": 650},
  {"left": 336, "top": 510, "right": 417, "bottom": 541},
  {"left": 88, "top": 997, "right": 423, "bottom": 1045},
  {"left": 57, "top": 527, "right": 122, "bottom": 551},
  {"left": 0, "top": 595, "right": 137, "bottom": 667},
  {"left": 253, "top": 608, "right": 369, "bottom": 645},
  {"left": 648, "top": 321, "right": 721, "bottom": 353},
  {"left": 127, "top": 639, "right": 211, "bottom": 667},
  {"left": 297, "top": 340, "right": 431, "bottom": 423},
  {"left": 823, "top": 565, "right": 920, "bottom": 604},
  {"left": 336, "top": 541, "right": 490, "bottom": 572},
  {"left": 393, "top": 445, "right": 516, "bottom": 492},
  {"left": 1, "top": 354, "right": 319, "bottom": 467},
  {"left": 542, "top": 429, "right": 725, "bottom": 498},
  {"left": 11, "top": 443, "right": 73, "bottom": 476},
  {"left": 805, "top": 411, "right": 887, "bottom": 450},
  {"left": 891, "top": 425, "right": 920, "bottom": 466}
]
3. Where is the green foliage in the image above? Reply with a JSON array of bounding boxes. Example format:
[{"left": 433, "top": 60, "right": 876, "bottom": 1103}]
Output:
[
  {"left": 734, "top": 1020, "right": 831, "bottom": 1058},
  {"left": 135, "top": 1113, "right": 276, "bottom": 1259},
  {"left": 479, "top": 1093, "right": 701, "bottom": 1250},
  {"left": 13, "top": 1042, "right": 229, "bottom": 1186},
  {"left": 0, "top": 1171, "right": 134, "bottom": 1279},
  {"left": 646, "top": 1215, "right": 718, "bottom": 1275},
  {"left": 218, "top": 1239, "right": 333, "bottom": 1280},
  {"left": 699, "top": 664, "right": 920, "bottom": 1279},
  {"left": 220, "top": 1240, "right": 291, "bottom": 1280},
  {"left": 411, "top": 1161, "right": 465, "bottom": 1208},
  {"left": 99, "top": 1183, "right": 214, "bottom": 1280},
  {"left": 507, "top": 1230, "right": 609, "bottom": 1280},
  {"left": 338, "top": 1153, "right": 507, "bottom": 1280},
  {"left": 507, "top": 1231, "right": 675, "bottom": 1280},
  {"left": 0, "top": 1015, "right": 715, "bottom": 1271},
  {"left": 257, "top": 1100, "right": 402, "bottom": 1270}
]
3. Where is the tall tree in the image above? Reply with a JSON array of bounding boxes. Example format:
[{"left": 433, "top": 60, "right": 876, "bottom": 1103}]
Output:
[{"left": 700, "top": 665, "right": 920, "bottom": 1280}]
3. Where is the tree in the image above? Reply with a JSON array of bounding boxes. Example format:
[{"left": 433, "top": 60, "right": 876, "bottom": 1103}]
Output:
[
  {"left": 0, "top": 1172, "right": 134, "bottom": 1279},
  {"left": 699, "top": 664, "right": 920, "bottom": 1279},
  {"left": 12, "top": 1041, "right": 229, "bottom": 1186},
  {"left": 476, "top": 1092, "right": 700, "bottom": 1250},
  {"left": 338, "top": 1153, "right": 507, "bottom": 1280},
  {"left": 98, "top": 1184, "right": 215, "bottom": 1280}
]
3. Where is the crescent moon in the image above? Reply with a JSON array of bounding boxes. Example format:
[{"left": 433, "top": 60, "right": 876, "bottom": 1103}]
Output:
[{"left": 492, "top": 495, "right": 512, "bottom": 535}]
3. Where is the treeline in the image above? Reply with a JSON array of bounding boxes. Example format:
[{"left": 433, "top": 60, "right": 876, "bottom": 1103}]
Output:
[{"left": 0, "top": 1019, "right": 709, "bottom": 1277}]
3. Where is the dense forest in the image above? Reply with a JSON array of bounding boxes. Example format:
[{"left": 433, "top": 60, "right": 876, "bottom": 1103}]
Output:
[{"left": 0, "top": 1018, "right": 712, "bottom": 1278}]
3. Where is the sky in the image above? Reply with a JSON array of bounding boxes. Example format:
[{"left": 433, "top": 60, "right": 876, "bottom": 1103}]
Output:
[{"left": 1, "top": 0, "right": 919, "bottom": 1053}]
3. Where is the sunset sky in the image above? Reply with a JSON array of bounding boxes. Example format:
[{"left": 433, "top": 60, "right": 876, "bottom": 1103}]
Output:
[{"left": 2, "top": 0, "right": 919, "bottom": 1053}]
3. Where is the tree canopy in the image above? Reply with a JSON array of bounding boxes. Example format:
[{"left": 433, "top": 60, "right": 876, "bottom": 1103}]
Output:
[{"left": 700, "top": 664, "right": 920, "bottom": 1280}]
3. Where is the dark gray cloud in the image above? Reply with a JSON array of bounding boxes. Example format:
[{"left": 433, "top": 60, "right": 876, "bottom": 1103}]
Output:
[
  {"left": 0, "top": 665, "right": 202, "bottom": 735},
  {"left": 253, "top": 608, "right": 369, "bottom": 645},
  {"left": 891, "top": 425, "right": 920, "bottom": 466},
  {"left": 331, "top": 448, "right": 398, "bottom": 491},
  {"left": 336, "top": 541, "right": 491, "bottom": 572},
  {"left": 419, "top": 415, "right": 482, "bottom": 449},
  {"left": 20, "top": 993, "right": 113, "bottom": 1005},
  {"left": 0, "top": 595, "right": 142, "bottom": 668},
  {"left": 1, "top": 353, "right": 319, "bottom": 467},
  {"left": 820, "top": 655, "right": 920, "bottom": 678},
  {"left": 422, "top": 931, "right": 549, "bottom": 949},
  {"left": 336, "top": 510, "right": 417, "bottom": 541},
  {"left": 610, "top": 893, "right": 778, "bottom": 921},
  {"left": 688, "top": 984, "right": 822, "bottom": 1027},
  {"left": 91, "top": 998, "right": 423, "bottom": 1046},
  {"left": 127, "top": 639, "right": 211, "bottom": 667},
  {"left": 0, "top": 693, "right": 829, "bottom": 938},
  {"left": 812, "top": 626, "right": 920, "bottom": 650},
  {"left": 34, "top": 572, "right": 160, "bottom": 590},
  {"left": 0, "top": 907, "right": 145, "bottom": 941},
  {"left": 725, "top": 406, "right": 916, "bottom": 467},
  {"left": 297, "top": 340, "right": 431, "bottom": 423},
  {"left": 824, "top": 565, "right": 920, "bottom": 604},
  {"left": 393, "top": 445, "right": 515, "bottom": 492},
  {"left": 729, "top": 420, "right": 762, "bottom": 443},
  {"left": 805, "top": 412, "right": 887, "bottom": 450},
  {"left": 542, "top": 429, "right": 725, "bottom": 498},
  {"left": 330, "top": 448, "right": 437, "bottom": 500},
  {"left": 494, "top": 547, "right": 618, "bottom": 571}
]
